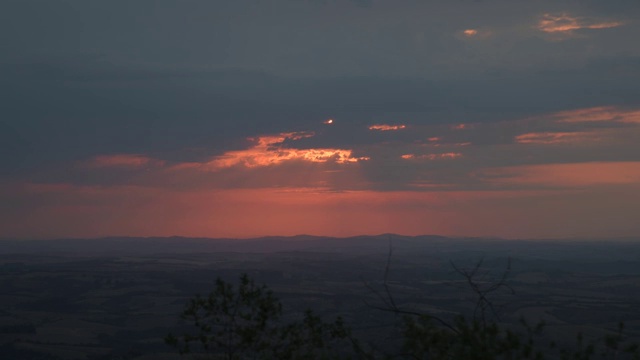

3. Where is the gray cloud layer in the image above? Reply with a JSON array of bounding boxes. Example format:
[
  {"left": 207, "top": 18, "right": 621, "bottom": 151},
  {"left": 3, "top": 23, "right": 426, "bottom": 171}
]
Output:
[{"left": 2, "top": 0, "right": 639, "bottom": 177}]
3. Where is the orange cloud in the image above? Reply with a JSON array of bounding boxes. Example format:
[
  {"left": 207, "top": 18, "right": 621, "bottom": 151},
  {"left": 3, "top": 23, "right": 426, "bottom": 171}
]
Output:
[
  {"left": 368, "top": 124, "right": 406, "bottom": 131},
  {"left": 481, "top": 162, "right": 640, "bottom": 188},
  {"left": 463, "top": 29, "right": 478, "bottom": 37},
  {"left": 537, "top": 13, "right": 623, "bottom": 33},
  {"left": 88, "top": 154, "right": 163, "bottom": 168},
  {"left": 401, "top": 153, "right": 463, "bottom": 160},
  {"left": 457, "top": 28, "right": 492, "bottom": 40},
  {"left": 514, "top": 131, "right": 600, "bottom": 144},
  {"left": 554, "top": 106, "right": 640, "bottom": 124},
  {"left": 423, "top": 141, "right": 471, "bottom": 148},
  {"left": 202, "top": 132, "right": 368, "bottom": 170}
]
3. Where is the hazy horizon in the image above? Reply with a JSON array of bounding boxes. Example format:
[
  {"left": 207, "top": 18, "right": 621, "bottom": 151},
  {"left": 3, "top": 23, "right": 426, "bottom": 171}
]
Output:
[{"left": 3, "top": 233, "right": 639, "bottom": 244}]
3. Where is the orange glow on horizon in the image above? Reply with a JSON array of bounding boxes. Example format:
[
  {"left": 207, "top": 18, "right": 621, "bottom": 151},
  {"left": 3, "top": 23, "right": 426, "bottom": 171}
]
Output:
[
  {"left": 481, "top": 162, "right": 640, "bottom": 188},
  {"left": 7, "top": 181, "right": 640, "bottom": 240}
]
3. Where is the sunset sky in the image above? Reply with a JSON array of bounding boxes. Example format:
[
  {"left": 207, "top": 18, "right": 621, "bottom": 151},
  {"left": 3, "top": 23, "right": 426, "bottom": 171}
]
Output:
[{"left": 2, "top": 0, "right": 640, "bottom": 239}]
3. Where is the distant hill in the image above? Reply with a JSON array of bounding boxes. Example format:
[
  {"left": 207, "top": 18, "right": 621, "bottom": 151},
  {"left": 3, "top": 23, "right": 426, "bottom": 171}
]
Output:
[{"left": 1, "top": 235, "right": 639, "bottom": 265}]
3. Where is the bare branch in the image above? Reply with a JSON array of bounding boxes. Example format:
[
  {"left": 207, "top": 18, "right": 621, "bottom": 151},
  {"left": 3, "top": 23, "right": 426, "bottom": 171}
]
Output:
[
  {"left": 450, "top": 257, "right": 514, "bottom": 326},
  {"left": 383, "top": 241, "right": 397, "bottom": 311},
  {"left": 362, "top": 239, "right": 459, "bottom": 335}
]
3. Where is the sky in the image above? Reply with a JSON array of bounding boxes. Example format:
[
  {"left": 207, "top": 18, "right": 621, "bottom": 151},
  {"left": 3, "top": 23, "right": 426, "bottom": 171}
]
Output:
[{"left": 2, "top": 0, "right": 640, "bottom": 239}]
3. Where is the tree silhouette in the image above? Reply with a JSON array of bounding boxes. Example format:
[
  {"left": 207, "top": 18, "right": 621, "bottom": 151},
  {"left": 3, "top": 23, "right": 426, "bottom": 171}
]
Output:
[
  {"left": 168, "top": 264, "right": 640, "bottom": 360},
  {"left": 364, "top": 254, "right": 639, "bottom": 360},
  {"left": 166, "top": 273, "right": 361, "bottom": 360},
  {"left": 165, "top": 274, "right": 281, "bottom": 359}
]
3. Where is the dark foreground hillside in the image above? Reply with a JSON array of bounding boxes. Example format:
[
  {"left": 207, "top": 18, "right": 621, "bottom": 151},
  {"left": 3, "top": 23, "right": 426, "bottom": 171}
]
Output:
[{"left": 1, "top": 235, "right": 639, "bottom": 359}]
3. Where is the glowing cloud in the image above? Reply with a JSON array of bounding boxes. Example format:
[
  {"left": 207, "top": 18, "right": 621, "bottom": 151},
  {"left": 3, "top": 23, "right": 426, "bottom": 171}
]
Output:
[
  {"left": 457, "top": 28, "right": 491, "bottom": 40},
  {"left": 324, "top": 119, "right": 334, "bottom": 124},
  {"left": 401, "top": 153, "right": 462, "bottom": 160},
  {"left": 204, "top": 132, "right": 368, "bottom": 169},
  {"left": 515, "top": 131, "right": 600, "bottom": 144},
  {"left": 423, "top": 141, "right": 471, "bottom": 148},
  {"left": 554, "top": 107, "right": 640, "bottom": 124},
  {"left": 537, "top": 13, "right": 623, "bottom": 33},
  {"left": 463, "top": 29, "right": 478, "bottom": 37},
  {"left": 368, "top": 124, "right": 407, "bottom": 131}
]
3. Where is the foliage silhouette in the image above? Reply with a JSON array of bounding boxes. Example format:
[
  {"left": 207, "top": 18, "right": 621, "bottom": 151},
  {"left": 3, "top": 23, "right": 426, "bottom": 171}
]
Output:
[
  {"left": 364, "top": 254, "right": 639, "bottom": 360},
  {"left": 168, "top": 262, "right": 640, "bottom": 360},
  {"left": 165, "top": 273, "right": 362, "bottom": 360}
]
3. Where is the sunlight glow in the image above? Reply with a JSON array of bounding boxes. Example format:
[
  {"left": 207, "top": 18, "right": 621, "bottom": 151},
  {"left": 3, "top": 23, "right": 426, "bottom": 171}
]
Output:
[
  {"left": 463, "top": 29, "right": 478, "bottom": 37},
  {"left": 204, "top": 132, "right": 368, "bottom": 169}
]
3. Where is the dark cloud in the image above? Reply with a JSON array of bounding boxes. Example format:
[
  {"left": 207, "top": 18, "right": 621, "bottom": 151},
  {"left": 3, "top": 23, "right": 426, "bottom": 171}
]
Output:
[
  {"left": 1, "top": 0, "right": 639, "bottom": 185},
  {"left": 3, "top": 53, "right": 640, "bottom": 177}
]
